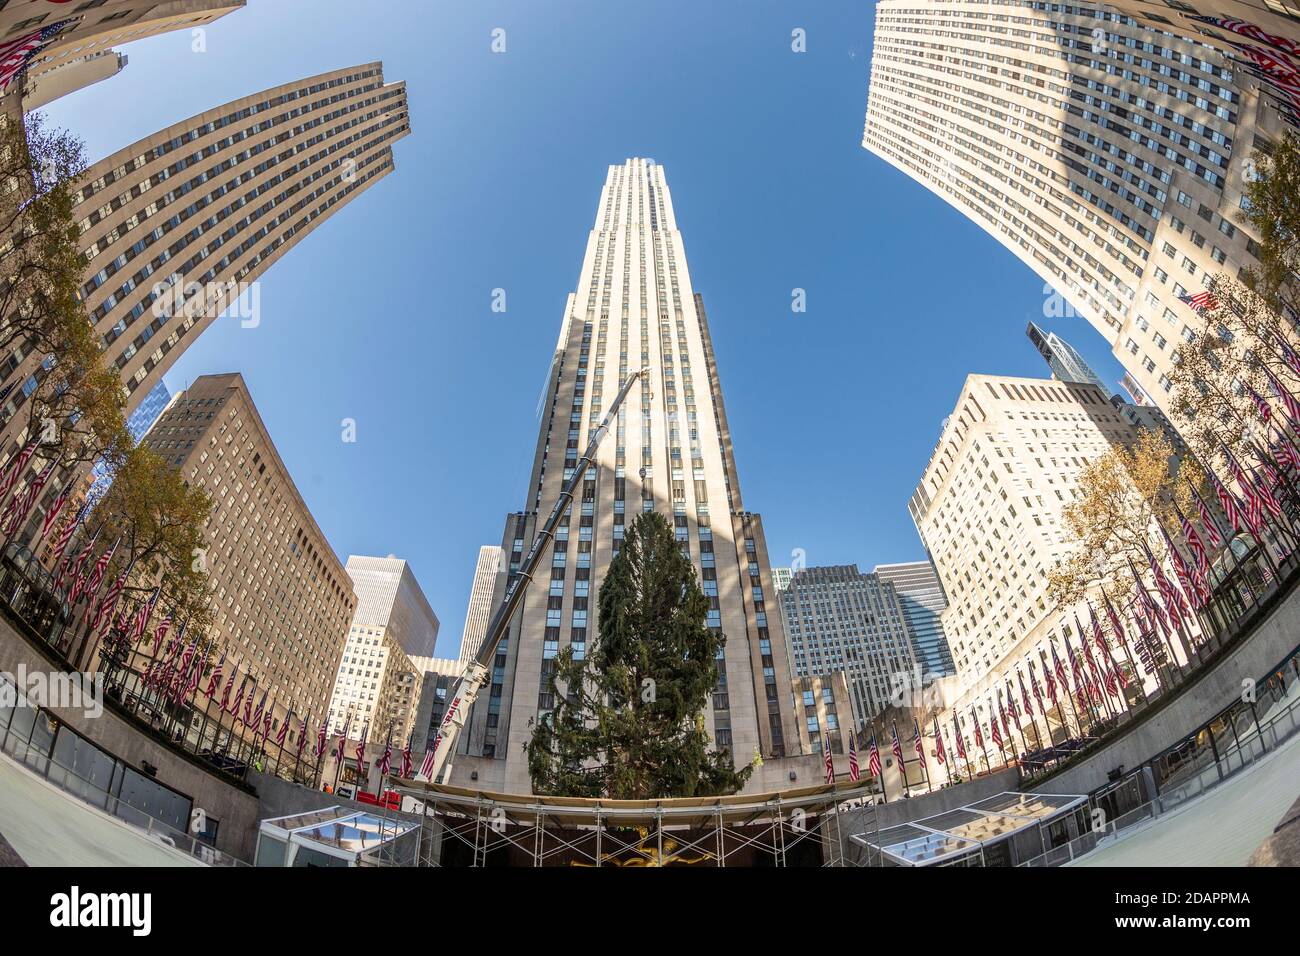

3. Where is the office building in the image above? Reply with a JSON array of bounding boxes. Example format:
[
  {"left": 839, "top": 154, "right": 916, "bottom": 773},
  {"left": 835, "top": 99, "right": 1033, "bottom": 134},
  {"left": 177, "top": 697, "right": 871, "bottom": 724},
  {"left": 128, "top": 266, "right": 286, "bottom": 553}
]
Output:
[
  {"left": 863, "top": 0, "right": 1282, "bottom": 419},
  {"left": 457, "top": 159, "right": 800, "bottom": 794},
  {"left": 778, "top": 564, "right": 919, "bottom": 731},
  {"left": 138, "top": 372, "right": 357, "bottom": 744},
  {"left": 457, "top": 545, "right": 503, "bottom": 665},
  {"left": 1026, "top": 323, "right": 1110, "bottom": 393},
  {"left": 874, "top": 560, "right": 958, "bottom": 680},
  {"left": 343, "top": 556, "right": 440, "bottom": 661}
]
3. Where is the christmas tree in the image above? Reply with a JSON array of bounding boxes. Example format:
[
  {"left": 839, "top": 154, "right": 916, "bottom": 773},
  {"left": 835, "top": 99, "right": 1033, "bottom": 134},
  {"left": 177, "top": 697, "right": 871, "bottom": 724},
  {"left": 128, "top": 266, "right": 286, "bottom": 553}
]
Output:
[{"left": 526, "top": 511, "right": 753, "bottom": 798}]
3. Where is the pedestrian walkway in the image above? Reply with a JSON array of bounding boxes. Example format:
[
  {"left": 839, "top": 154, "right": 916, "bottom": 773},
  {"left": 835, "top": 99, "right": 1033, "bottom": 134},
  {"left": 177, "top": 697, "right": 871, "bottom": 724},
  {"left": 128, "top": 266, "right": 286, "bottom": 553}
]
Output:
[{"left": 1070, "top": 728, "right": 1300, "bottom": 867}]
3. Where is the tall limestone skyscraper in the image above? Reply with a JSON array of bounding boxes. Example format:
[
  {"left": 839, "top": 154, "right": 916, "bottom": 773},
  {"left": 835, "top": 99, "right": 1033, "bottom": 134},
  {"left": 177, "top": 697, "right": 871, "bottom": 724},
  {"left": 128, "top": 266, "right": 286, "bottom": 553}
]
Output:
[
  {"left": 862, "top": 0, "right": 1284, "bottom": 415},
  {"left": 457, "top": 159, "right": 800, "bottom": 794}
]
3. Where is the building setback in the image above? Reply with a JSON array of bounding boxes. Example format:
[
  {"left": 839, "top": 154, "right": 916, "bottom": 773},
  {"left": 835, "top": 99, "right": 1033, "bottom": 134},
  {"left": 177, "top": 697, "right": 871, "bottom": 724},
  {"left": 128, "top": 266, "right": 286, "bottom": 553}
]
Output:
[
  {"left": 139, "top": 372, "right": 356, "bottom": 746},
  {"left": 862, "top": 0, "right": 1282, "bottom": 421},
  {"left": 457, "top": 545, "right": 503, "bottom": 666},
  {"left": 1026, "top": 323, "right": 1110, "bottom": 393},
  {"left": 779, "top": 565, "right": 919, "bottom": 732},
  {"left": 456, "top": 159, "right": 800, "bottom": 794},
  {"left": 873, "top": 560, "right": 958, "bottom": 680}
]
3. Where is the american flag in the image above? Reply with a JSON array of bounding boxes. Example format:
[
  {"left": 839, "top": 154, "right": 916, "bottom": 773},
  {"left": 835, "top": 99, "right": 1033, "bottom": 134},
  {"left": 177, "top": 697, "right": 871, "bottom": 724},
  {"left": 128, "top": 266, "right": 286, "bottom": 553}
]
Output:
[
  {"left": 0, "top": 20, "right": 76, "bottom": 91},
  {"left": 90, "top": 562, "right": 131, "bottom": 634},
  {"left": 1251, "top": 463, "right": 1285, "bottom": 522},
  {"left": 1212, "top": 475, "right": 1245, "bottom": 537},
  {"left": 971, "top": 708, "right": 984, "bottom": 750},
  {"left": 911, "top": 717, "right": 926, "bottom": 761},
  {"left": 847, "top": 734, "right": 860, "bottom": 782},
  {"left": 867, "top": 733, "right": 882, "bottom": 778},
  {"left": 1004, "top": 682, "right": 1019, "bottom": 721},
  {"left": 1162, "top": 532, "right": 1202, "bottom": 610},
  {"left": 261, "top": 709, "right": 272, "bottom": 743},
  {"left": 276, "top": 709, "right": 291, "bottom": 748},
  {"left": 401, "top": 734, "right": 413, "bottom": 778},
  {"left": 1224, "top": 449, "right": 1265, "bottom": 535},
  {"left": 182, "top": 645, "right": 205, "bottom": 702},
  {"left": 822, "top": 729, "right": 834, "bottom": 784},
  {"left": 933, "top": 718, "right": 946, "bottom": 765},
  {"left": 80, "top": 537, "right": 119, "bottom": 617},
  {"left": 1192, "top": 483, "right": 1225, "bottom": 548},
  {"left": 1247, "top": 383, "right": 1274, "bottom": 423},
  {"left": 1178, "top": 507, "right": 1210, "bottom": 578},
  {"left": 296, "top": 718, "right": 308, "bottom": 755},
  {"left": 1018, "top": 672, "right": 1034, "bottom": 717},
  {"left": 1279, "top": 339, "right": 1300, "bottom": 379},
  {"left": 990, "top": 700, "right": 1003, "bottom": 748},
  {"left": 1178, "top": 290, "right": 1220, "bottom": 313},
  {"left": 227, "top": 674, "right": 247, "bottom": 717},
  {"left": 219, "top": 667, "right": 238, "bottom": 711},
  {"left": 49, "top": 505, "right": 87, "bottom": 588},
  {"left": 891, "top": 721, "right": 905, "bottom": 770},
  {"left": 315, "top": 712, "right": 330, "bottom": 759},
  {"left": 1193, "top": 15, "right": 1300, "bottom": 60},
  {"left": 953, "top": 713, "right": 967, "bottom": 760},
  {"left": 0, "top": 439, "right": 39, "bottom": 502},
  {"left": 1051, "top": 644, "right": 1070, "bottom": 695},
  {"left": 355, "top": 721, "right": 370, "bottom": 774},
  {"left": 130, "top": 586, "right": 160, "bottom": 641},
  {"left": 378, "top": 726, "right": 394, "bottom": 778},
  {"left": 39, "top": 488, "right": 72, "bottom": 540},
  {"left": 204, "top": 653, "right": 225, "bottom": 698},
  {"left": 3, "top": 457, "right": 57, "bottom": 536},
  {"left": 1040, "top": 651, "right": 1057, "bottom": 704},
  {"left": 65, "top": 528, "right": 101, "bottom": 602},
  {"left": 250, "top": 689, "right": 266, "bottom": 729},
  {"left": 1273, "top": 432, "right": 1300, "bottom": 472}
]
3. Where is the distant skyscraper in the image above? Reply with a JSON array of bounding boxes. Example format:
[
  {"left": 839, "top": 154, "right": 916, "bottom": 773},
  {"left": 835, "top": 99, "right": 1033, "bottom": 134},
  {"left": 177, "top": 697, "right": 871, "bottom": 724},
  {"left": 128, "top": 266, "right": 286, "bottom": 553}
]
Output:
[
  {"left": 457, "top": 545, "right": 503, "bottom": 665},
  {"left": 873, "top": 561, "right": 957, "bottom": 680},
  {"left": 770, "top": 566, "right": 793, "bottom": 594},
  {"left": 863, "top": 0, "right": 1281, "bottom": 418},
  {"left": 2, "top": 1, "right": 244, "bottom": 110},
  {"left": 127, "top": 380, "right": 173, "bottom": 442},
  {"left": 343, "top": 556, "right": 440, "bottom": 661},
  {"left": 458, "top": 159, "right": 799, "bottom": 793},
  {"left": 778, "top": 565, "right": 918, "bottom": 731},
  {"left": 1026, "top": 323, "right": 1109, "bottom": 393}
]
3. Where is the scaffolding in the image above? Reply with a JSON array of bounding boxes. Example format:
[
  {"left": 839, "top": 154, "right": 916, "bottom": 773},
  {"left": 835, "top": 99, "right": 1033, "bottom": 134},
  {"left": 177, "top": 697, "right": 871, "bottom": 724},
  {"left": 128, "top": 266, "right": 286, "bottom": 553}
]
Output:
[{"left": 383, "top": 778, "right": 881, "bottom": 867}]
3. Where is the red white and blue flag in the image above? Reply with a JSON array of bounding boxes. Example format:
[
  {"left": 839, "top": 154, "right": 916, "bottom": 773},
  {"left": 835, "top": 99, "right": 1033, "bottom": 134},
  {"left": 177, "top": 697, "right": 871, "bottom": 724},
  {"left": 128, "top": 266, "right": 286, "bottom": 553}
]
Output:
[
  {"left": 377, "top": 728, "right": 393, "bottom": 778},
  {"left": 39, "top": 487, "right": 73, "bottom": 540},
  {"left": 933, "top": 718, "right": 946, "bottom": 765},
  {"left": 822, "top": 728, "right": 834, "bottom": 784},
  {"left": 891, "top": 721, "right": 906, "bottom": 770},
  {"left": 1178, "top": 290, "right": 1220, "bottom": 313},
  {"left": 204, "top": 653, "right": 225, "bottom": 698},
  {"left": 0, "top": 20, "right": 77, "bottom": 92},
  {"left": 868, "top": 733, "right": 882, "bottom": 778},
  {"left": 401, "top": 734, "right": 413, "bottom": 778}
]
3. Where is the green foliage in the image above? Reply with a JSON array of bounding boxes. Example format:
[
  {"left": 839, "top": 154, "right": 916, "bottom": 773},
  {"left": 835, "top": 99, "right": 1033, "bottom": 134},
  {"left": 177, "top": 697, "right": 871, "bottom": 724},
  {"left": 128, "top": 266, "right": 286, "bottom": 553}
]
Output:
[{"left": 526, "top": 511, "right": 753, "bottom": 799}]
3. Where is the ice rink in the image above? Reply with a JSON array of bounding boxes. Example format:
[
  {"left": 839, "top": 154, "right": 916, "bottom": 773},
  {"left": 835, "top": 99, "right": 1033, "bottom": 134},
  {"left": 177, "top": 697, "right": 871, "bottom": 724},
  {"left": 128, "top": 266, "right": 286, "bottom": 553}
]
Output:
[
  {"left": 0, "top": 752, "right": 204, "bottom": 867},
  {"left": 1070, "top": 726, "right": 1300, "bottom": 867}
]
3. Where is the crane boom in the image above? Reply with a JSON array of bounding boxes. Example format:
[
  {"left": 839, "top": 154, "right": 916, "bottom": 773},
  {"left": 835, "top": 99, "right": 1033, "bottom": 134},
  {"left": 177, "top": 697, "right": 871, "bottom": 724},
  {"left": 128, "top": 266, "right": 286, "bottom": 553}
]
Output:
[{"left": 413, "top": 368, "right": 648, "bottom": 785}]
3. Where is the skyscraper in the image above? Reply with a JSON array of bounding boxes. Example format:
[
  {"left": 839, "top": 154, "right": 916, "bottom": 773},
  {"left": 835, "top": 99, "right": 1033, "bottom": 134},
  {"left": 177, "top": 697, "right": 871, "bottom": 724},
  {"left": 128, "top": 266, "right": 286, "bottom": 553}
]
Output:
[
  {"left": 0, "top": 63, "right": 409, "bottom": 548},
  {"left": 1026, "top": 323, "right": 1110, "bottom": 393},
  {"left": 778, "top": 565, "right": 919, "bottom": 731},
  {"left": 456, "top": 159, "right": 799, "bottom": 794},
  {"left": 862, "top": 1, "right": 1280, "bottom": 418},
  {"left": 873, "top": 560, "right": 958, "bottom": 680},
  {"left": 342, "top": 556, "right": 440, "bottom": 661},
  {"left": 908, "top": 374, "right": 1152, "bottom": 738},
  {"left": 457, "top": 545, "right": 503, "bottom": 666},
  {"left": 137, "top": 372, "right": 357, "bottom": 748},
  {"left": 2, "top": 1, "right": 244, "bottom": 110}
]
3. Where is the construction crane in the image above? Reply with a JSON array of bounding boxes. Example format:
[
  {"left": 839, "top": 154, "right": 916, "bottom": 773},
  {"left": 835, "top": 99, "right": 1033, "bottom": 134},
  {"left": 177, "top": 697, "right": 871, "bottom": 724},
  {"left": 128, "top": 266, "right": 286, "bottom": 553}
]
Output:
[{"left": 414, "top": 367, "right": 649, "bottom": 785}]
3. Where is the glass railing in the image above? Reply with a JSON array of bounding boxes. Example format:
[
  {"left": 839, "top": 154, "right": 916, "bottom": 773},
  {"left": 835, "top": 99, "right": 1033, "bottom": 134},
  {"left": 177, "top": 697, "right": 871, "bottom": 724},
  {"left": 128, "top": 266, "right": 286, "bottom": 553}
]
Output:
[{"left": 0, "top": 730, "right": 247, "bottom": 867}]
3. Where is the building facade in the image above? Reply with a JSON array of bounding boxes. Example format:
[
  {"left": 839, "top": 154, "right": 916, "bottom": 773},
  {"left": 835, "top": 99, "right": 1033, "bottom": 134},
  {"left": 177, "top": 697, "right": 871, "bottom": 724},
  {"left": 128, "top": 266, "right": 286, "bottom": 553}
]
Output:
[
  {"left": 457, "top": 545, "right": 503, "bottom": 665},
  {"left": 778, "top": 564, "right": 919, "bottom": 732},
  {"left": 1026, "top": 323, "right": 1110, "bottom": 393},
  {"left": 873, "top": 560, "right": 958, "bottom": 680},
  {"left": 862, "top": 0, "right": 1282, "bottom": 420},
  {"left": 139, "top": 372, "right": 357, "bottom": 744},
  {"left": 412, "top": 657, "right": 467, "bottom": 753},
  {"left": 455, "top": 159, "right": 800, "bottom": 794},
  {"left": 1, "top": 1, "right": 244, "bottom": 110},
  {"left": 907, "top": 374, "right": 1151, "bottom": 747},
  {"left": 328, "top": 555, "right": 440, "bottom": 743}
]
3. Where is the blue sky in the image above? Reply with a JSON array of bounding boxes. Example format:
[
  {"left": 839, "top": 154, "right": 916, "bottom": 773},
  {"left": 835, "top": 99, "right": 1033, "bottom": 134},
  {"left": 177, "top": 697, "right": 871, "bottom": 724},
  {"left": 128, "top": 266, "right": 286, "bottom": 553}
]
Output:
[{"left": 44, "top": 0, "right": 1126, "bottom": 659}]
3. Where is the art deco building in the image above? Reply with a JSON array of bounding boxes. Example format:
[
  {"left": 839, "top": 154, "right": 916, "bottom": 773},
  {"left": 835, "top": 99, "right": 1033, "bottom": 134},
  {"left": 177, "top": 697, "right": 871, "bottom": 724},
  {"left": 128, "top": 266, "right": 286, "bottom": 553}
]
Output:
[
  {"left": 0, "top": 62, "right": 408, "bottom": 550},
  {"left": 2, "top": 1, "right": 245, "bottom": 110},
  {"left": 873, "top": 560, "right": 958, "bottom": 680},
  {"left": 862, "top": 0, "right": 1283, "bottom": 418},
  {"left": 456, "top": 159, "right": 800, "bottom": 794},
  {"left": 908, "top": 374, "right": 1148, "bottom": 744},
  {"left": 778, "top": 565, "right": 919, "bottom": 731},
  {"left": 328, "top": 555, "right": 440, "bottom": 742},
  {"left": 138, "top": 372, "right": 357, "bottom": 749},
  {"left": 457, "top": 545, "right": 503, "bottom": 665}
]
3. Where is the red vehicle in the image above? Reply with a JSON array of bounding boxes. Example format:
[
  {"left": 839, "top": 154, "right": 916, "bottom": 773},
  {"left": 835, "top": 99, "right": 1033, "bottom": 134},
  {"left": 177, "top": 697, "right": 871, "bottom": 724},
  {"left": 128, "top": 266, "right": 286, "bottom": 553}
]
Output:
[{"left": 355, "top": 789, "right": 401, "bottom": 810}]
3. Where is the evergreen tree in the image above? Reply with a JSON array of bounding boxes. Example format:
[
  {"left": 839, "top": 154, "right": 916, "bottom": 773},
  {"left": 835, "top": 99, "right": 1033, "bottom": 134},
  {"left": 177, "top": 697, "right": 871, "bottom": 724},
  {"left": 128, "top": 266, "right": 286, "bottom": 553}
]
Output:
[{"left": 526, "top": 511, "right": 753, "bottom": 798}]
